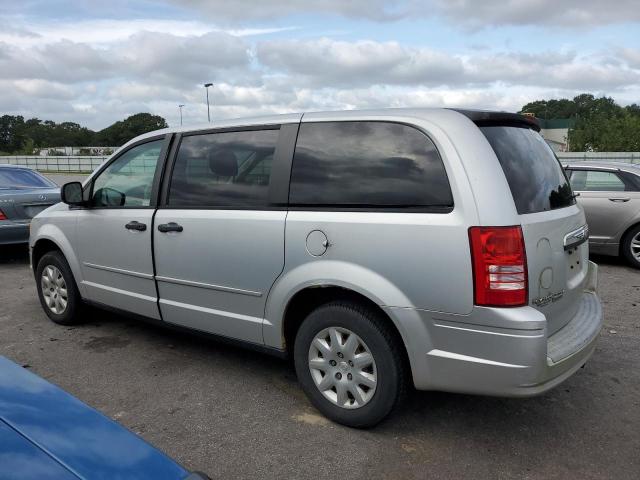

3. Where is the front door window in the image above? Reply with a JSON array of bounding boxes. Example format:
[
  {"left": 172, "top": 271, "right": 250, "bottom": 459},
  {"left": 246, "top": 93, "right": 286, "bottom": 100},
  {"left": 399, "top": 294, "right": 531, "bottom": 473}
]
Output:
[{"left": 91, "top": 140, "right": 163, "bottom": 207}]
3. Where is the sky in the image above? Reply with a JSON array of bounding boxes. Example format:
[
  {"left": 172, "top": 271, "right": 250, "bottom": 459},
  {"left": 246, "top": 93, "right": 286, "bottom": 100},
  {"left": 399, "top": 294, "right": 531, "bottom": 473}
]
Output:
[{"left": 0, "top": 0, "right": 639, "bottom": 130}]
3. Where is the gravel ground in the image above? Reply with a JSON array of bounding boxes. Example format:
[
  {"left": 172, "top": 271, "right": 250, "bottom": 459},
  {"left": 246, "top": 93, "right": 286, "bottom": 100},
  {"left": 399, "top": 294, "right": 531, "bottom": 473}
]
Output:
[{"left": 1, "top": 244, "right": 638, "bottom": 480}]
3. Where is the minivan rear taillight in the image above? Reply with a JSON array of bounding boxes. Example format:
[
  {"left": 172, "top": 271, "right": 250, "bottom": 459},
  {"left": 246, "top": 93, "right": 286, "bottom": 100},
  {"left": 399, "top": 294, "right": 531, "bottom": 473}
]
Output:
[
  {"left": 469, "top": 226, "right": 527, "bottom": 307},
  {"left": 0, "top": 209, "right": 7, "bottom": 221}
]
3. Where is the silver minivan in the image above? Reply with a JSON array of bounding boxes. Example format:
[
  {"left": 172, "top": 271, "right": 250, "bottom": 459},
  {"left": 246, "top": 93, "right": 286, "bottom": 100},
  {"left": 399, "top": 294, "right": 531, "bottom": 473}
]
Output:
[{"left": 30, "top": 109, "right": 602, "bottom": 427}]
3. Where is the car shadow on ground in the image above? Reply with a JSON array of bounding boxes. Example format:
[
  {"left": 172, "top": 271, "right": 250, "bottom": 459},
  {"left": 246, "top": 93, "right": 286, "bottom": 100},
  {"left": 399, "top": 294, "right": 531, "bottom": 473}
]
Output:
[
  {"left": 0, "top": 244, "right": 30, "bottom": 265},
  {"left": 591, "top": 253, "right": 626, "bottom": 267}
]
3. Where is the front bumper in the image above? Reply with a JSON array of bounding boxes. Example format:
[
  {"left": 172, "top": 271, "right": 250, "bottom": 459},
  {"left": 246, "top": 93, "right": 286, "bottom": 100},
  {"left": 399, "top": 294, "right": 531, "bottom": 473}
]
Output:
[
  {"left": 0, "top": 221, "right": 30, "bottom": 245},
  {"left": 385, "top": 261, "right": 603, "bottom": 396}
]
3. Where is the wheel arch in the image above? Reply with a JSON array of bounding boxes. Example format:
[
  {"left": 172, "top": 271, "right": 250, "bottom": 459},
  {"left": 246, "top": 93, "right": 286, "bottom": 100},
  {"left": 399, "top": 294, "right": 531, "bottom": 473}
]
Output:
[
  {"left": 264, "top": 261, "right": 416, "bottom": 348},
  {"left": 32, "top": 238, "right": 62, "bottom": 272},
  {"left": 282, "top": 286, "right": 399, "bottom": 351},
  {"left": 619, "top": 220, "right": 640, "bottom": 257},
  {"left": 31, "top": 227, "right": 84, "bottom": 296}
]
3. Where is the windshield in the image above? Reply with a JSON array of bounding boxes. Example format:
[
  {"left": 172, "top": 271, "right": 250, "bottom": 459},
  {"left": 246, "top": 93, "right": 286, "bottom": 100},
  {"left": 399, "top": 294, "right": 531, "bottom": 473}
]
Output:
[
  {"left": 480, "top": 126, "right": 575, "bottom": 214},
  {"left": 0, "top": 168, "right": 56, "bottom": 189}
]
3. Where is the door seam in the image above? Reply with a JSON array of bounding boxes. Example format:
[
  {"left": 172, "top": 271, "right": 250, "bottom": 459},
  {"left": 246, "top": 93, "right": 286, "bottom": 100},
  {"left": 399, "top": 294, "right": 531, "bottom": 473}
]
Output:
[{"left": 151, "top": 207, "right": 163, "bottom": 321}]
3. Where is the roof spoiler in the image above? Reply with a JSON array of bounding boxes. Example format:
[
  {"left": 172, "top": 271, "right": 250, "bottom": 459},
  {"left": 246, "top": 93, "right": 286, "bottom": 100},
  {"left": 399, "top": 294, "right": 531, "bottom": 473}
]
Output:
[{"left": 449, "top": 109, "right": 541, "bottom": 132}]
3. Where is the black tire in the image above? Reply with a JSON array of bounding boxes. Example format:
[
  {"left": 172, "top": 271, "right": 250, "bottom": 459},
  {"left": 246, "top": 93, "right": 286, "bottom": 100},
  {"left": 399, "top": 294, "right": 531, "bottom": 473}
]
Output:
[
  {"left": 621, "top": 224, "right": 640, "bottom": 269},
  {"left": 294, "top": 301, "right": 407, "bottom": 428},
  {"left": 35, "top": 251, "right": 84, "bottom": 325}
]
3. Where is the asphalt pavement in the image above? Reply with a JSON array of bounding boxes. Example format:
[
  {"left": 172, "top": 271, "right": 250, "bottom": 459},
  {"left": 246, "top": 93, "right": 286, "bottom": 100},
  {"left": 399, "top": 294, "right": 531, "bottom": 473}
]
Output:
[{"left": 1, "top": 245, "right": 638, "bottom": 480}]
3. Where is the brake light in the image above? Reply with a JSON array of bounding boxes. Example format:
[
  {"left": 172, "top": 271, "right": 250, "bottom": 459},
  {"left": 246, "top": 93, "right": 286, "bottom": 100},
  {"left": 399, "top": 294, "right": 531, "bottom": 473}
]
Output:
[
  {"left": 0, "top": 209, "right": 6, "bottom": 221},
  {"left": 469, "top": 226, "right": 528, "bottom": 307}
]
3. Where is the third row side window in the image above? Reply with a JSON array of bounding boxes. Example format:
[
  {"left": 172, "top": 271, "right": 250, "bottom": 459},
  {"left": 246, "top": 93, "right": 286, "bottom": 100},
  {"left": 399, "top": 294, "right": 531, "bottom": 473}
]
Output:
[{"left": 288, "top": 121, "right": 453, "bottom": 209}]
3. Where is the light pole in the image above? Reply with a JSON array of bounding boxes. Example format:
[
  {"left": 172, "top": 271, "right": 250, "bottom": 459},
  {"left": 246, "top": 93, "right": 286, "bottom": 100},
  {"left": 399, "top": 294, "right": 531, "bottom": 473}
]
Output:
[
  {"left": 178, "top": 104, "right": 185, "bottom": 126},
  {"left": 204, "top": 83, "right": 213, "bottom": 122}
]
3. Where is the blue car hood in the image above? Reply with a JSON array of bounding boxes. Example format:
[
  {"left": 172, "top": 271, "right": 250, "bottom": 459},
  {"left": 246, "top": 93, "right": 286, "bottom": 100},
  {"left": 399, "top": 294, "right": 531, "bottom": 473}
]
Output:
[{"left": 0, "top": 357, "right": 190, "bottom": 480}]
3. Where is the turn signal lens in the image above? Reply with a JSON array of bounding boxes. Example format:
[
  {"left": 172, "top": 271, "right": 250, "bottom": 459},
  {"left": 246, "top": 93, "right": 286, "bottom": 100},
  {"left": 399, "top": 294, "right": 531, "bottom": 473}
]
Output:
[{"left": 469, "top": 226, "right": 528, "bottom": 307}]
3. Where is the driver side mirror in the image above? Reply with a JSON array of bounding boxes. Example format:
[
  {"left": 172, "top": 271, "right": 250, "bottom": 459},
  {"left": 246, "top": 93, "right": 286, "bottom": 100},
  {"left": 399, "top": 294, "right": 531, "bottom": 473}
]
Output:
[
  {"left": 61, "top": 182, "right": 85, "bottom": 206},
  {"left": 93, "top": 187, "right": 126, "bottom": 207}
]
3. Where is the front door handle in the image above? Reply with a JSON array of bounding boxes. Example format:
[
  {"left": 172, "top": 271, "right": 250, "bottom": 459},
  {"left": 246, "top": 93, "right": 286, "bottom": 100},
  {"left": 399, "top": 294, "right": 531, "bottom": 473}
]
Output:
[
  {"left": 158, "top": 222, "right": 183, "bottom": 233},
  {"left": 609, "top": 198, "right": 630, "bottom": 202},
  {"left": 125, "top": 221, "right": 147, "bottom": 231}
]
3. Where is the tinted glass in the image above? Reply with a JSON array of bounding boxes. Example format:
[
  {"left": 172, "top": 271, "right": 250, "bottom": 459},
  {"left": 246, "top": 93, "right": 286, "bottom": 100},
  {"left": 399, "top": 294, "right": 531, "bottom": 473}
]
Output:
[
  {"left": 0, "top": 169, "right": 55, "bottom": 189},
  {"left": 569, "top": 170, "right": 626, "bottom": 192},
  {"left": 168, "top": 129, "right": 278, "bottom": 207},
  {"left": 289, "top": 122, "right": 453, "bottom": 209},
  {"left": 91, "top": 140, "right": 162, "bottom": 207},
  {"left": 480, "top": 126, "right": 575, "bottom": 214}
]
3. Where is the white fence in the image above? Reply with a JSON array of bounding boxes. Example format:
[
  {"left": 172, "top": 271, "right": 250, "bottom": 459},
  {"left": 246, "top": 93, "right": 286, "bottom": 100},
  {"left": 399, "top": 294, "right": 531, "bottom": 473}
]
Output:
[
  {"left": 2, "top": 151, "right": 640, "bottom": 174},
  {"left": 1, "top": 156, "right": 109, "bottom": 173},
  {"left": 558, "top": 152, "right": 640, "bottom": 164}
]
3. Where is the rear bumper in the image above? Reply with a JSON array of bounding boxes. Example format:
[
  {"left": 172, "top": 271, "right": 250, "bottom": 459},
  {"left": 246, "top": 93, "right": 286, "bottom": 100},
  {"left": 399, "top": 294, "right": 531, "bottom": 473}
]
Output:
[
  {"left": 386, "top": 261, "right": 603, "bottom": 396},
  {"left": 0, "top": 221, "right": 30, "bottom": 245}
]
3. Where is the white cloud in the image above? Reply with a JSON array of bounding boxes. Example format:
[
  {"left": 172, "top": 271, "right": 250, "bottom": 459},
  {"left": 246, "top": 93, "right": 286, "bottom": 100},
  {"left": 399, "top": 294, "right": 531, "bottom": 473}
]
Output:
[
  {"left": 258, "top": 39, "right": 465, "bottom": 87},
  {"left": 0, "top": 30, "right": 251, "bottom": 86},
  {"left": 111, "top": 31, "right": 250, "bottom": 85},
  {"left": 0, "top": 17, "right": 296, "bottom": 48},
  {"left": 166, "top": 0, "right": 640, "bottom": 27},
  {"left": 258, "top": 38, "right": 640, "bottom": 90},
  {"left": 164, "top": 0, "right": 407, "bottom": 22},
  {"left": 619, "top": 48, "right": 640, "bottom": 69},
  {"left": 432, "top": 0, "right": 640, "bottom": 27},
  {"left": 12, "top": 79, "right": 76, "bottom": 100}
]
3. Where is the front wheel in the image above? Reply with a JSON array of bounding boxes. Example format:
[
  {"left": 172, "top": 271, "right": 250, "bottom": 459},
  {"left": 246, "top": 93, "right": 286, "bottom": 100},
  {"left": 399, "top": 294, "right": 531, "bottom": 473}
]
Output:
[
  {"left": 621, "top": 224, "right": 640, "bottom": 269},
  {"left": 294, "top": 301, "right": 407, "bottom": 428},
  {"left": 36, "top": 251, "right": 84, "bottom": 325}
]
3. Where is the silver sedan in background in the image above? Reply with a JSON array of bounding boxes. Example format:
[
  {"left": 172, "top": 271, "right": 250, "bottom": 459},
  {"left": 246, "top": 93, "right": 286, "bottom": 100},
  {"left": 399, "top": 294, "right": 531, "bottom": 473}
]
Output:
[
  {"left": 0, "top": 164, "right": 60, "bottom": 245},
  {"left": 565, "top": 161, "right": 640, "bottom": 268}
]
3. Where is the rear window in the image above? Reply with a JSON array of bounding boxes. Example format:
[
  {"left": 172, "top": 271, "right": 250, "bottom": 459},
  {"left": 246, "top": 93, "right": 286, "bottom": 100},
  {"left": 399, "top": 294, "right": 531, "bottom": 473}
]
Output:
[
  {"left": 289, "top": 121, "right": 453, "bottom": 210},
  {"left": 0, "top": 168, "right": 55, "bottom": 189},
  {"left": 480, "top": 126, "right": 575, "bottom": 214}
]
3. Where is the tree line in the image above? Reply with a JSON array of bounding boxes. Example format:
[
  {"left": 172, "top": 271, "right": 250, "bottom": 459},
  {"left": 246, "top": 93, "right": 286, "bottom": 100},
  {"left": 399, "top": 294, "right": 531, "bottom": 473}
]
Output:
[
  {"left": 0, "top": 113, "right": 168, "bottom": 155},
  {"left": 2, "top": 95, "right": 638, "bottom": 154},
  {"left": 521, "top": 93, "right": 640, "bottom": 152}
]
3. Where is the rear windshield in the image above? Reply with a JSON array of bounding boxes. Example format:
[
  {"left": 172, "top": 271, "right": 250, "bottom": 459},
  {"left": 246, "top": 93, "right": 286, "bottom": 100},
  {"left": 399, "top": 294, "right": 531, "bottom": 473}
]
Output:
[
  {"left": 480, "top": 126, "right": 575, "bottom": 214},
  {"left": 0, "top": 168, "right": 55, "bottom": 189}
]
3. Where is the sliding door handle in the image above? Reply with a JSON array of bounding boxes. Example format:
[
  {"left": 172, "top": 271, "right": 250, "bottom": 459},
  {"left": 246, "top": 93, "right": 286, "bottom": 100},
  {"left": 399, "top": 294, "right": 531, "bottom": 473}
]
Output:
[
  {"left": 609, "top": 198, "right": 630, "bottom": 202},
  {"left": 125, "top": 221, "right": 147, "bottom": 231},
  {"left": 158, "top": 222, "right": 183, "bottom": 233}
]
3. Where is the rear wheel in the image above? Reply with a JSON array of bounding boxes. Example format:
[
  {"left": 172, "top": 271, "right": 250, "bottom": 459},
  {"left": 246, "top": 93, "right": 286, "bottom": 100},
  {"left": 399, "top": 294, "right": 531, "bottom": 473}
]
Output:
[
  {"left": 294, "top": 301, "right": 407, "bottom": 428},
  {"left": 36, "top": 251, "right": 84, "bottom": 325},
  {"left": 621, "top": 224, "right": 640, "bottom": 269}
]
